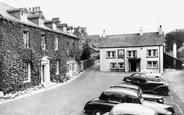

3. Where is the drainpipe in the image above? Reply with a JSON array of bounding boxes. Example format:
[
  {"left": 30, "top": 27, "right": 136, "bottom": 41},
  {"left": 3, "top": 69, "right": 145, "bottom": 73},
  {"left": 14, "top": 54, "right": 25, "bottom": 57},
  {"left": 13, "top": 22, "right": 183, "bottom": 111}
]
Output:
[{"left": 159, "top": 45, "right": 160, "bottom": 73}]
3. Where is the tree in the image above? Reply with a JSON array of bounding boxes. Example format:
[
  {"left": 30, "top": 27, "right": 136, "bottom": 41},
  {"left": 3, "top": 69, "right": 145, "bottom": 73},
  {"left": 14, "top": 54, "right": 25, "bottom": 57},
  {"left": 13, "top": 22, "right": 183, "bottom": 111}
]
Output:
[
  {"left": 80, "top": 43, "right": 91, "bottom": 60},
  {"left": 165, "top": 29, "right": 184, "bottom": 52}
]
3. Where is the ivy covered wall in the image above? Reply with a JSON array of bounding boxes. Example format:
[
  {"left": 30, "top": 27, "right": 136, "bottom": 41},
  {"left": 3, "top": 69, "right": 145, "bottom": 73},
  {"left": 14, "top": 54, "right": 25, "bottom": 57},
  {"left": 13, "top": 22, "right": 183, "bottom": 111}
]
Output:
[{"left": 0, "top": 19, "right": 79, "bottom": 94}]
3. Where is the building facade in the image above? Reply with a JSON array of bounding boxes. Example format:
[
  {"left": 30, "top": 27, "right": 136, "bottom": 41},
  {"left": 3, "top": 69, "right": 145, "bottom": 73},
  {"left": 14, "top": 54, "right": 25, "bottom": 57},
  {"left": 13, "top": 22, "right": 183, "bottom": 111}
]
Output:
[
  {"left": 0, "top": 2, "right": 79, "bottom": 93},
  {"left": 99, "top": 27, "right": 165, "bottom": 73}
]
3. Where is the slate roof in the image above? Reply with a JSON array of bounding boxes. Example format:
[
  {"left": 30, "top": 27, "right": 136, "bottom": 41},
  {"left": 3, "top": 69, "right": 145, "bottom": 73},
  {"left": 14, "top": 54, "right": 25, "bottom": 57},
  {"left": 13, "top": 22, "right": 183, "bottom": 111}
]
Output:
[
  {"left": 0, "top": 2, "right": 78, "bottom": 39},
  {"left": 86, "top": 35, "right": 100, "bottom": 39},
  {"left": 99, "top": 32, "right": 165, "bottom": 48}
]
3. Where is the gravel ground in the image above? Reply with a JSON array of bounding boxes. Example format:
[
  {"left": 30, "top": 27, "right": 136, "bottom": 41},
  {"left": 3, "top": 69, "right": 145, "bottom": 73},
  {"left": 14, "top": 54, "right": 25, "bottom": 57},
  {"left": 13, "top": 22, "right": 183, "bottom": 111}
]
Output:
[{"left": 162, "top": 70, "right": 184, "bottom": 102}]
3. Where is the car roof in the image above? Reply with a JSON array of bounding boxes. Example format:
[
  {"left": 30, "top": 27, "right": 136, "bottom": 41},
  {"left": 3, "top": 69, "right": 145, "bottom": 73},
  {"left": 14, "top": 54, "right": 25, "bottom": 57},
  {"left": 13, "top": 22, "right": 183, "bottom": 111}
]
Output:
[
  {"left": 104, "top": 88, "right": 138, "bottom": 97},
  {"left": 111, "top": 84, "right": 139, "bottom": 90},
  {"left": 109, "top": 103, "right": 156, "bottom": 115}
]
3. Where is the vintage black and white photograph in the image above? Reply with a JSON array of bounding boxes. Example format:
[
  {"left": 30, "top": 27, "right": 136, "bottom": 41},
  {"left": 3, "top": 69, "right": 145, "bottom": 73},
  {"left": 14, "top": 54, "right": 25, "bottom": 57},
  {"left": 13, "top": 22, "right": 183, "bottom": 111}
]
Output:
[{"left": 0, "top": 0, "right": 184, "bottom": 115}]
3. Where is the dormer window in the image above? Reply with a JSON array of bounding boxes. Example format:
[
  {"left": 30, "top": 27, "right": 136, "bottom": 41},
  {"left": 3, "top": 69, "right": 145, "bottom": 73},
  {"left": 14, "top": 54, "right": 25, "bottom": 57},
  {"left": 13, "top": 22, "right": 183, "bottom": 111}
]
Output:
[
  {"left": 7, "top": 8, "right": 28, "bottom": 22},
  {"left": 21, "top": 10, "right": 27, "bottom": 22}
]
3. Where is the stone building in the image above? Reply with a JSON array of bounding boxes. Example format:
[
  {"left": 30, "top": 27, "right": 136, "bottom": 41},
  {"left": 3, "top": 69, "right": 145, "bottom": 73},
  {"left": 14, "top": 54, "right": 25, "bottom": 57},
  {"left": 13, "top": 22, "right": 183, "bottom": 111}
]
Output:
[
  {"left": 0, "top": 2, "right": 79, "bottom": 94},
  {"left": 99, "top": 27, "right": 165, "bottom": 73}
]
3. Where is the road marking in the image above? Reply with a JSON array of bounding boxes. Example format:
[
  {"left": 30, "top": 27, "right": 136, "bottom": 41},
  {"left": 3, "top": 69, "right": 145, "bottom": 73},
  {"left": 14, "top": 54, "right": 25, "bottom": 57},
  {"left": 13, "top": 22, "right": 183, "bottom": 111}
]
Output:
[
  {"left": 165, "top": 102, "right": 184, "bottom": 115},
  {"left": 168, "top": 92, "right": 173, "bottom": 98}
]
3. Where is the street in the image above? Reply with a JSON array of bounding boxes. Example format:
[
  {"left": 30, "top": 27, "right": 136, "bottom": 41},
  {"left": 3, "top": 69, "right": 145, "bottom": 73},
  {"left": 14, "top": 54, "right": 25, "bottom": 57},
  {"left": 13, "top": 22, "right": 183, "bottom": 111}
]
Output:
[{"left": 0, "top": 62, "right": 184, "bottom": 115}]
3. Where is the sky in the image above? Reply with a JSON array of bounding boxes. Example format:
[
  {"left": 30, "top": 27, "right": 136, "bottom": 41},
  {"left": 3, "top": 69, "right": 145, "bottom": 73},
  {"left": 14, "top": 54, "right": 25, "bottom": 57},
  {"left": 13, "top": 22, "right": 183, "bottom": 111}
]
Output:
[{"left": 1, "top": 0, "right": 184, "bottom": 35}]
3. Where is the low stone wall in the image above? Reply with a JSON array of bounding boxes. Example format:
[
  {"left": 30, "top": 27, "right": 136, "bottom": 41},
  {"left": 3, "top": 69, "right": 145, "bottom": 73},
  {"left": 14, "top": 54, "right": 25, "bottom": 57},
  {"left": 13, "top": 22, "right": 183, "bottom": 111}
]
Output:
[{"left": 80, "top": 58, "right": 94, "bottom": 71}]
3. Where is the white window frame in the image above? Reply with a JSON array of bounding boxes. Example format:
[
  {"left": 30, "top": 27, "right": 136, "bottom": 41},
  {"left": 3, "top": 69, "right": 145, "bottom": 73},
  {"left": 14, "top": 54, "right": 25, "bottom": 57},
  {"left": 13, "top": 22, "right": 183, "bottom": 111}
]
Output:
[
  {"left": 23, "top": 31, "right": 30, "bottom": 48},
  {"left": 147, "top": 61, "right": 158, "bottom": 69},
  {"left": 24, "top": 62, "right": 31, "bottom": 82},
  {"left": 41, "top": 34, "right": 46, "bottom": 50},
  {"left": 56, "top": 60, "right": 59, "bottom": 75},
  {"left": 118, "top": 62, "right": 124, "bottom": 69},
  {"left": 107, "top": 51, "right": 116, "bottom": 59},
  {"left": 54, "top": 37, "right": 58, "bottom": 50},
  {"left": 127, "top": 50, "right": 137, "bottom": 58},
  {"left": 110, "top": 63, "right": 117, "bottom": 70},
  {"left": 147, "top": 49, "right": 158, "bottom": 57}
]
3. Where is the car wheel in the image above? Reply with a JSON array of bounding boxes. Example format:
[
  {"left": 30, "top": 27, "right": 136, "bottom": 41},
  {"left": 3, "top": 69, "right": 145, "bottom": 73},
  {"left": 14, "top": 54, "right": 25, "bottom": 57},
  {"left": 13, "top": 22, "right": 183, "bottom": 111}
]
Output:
[
  {"left": 92, "top": 110, "right": 104, "bottom": 115},
  {"left": 159, "top": 88, "right": 168, "bottom": 96}
]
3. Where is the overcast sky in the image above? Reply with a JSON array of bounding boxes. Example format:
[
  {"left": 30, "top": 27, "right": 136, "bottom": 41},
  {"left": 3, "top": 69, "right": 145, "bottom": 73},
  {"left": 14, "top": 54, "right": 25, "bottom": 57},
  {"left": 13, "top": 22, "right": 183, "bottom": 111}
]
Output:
[{"left": 1, "top": 0, "right": 184, "bottom": 35}]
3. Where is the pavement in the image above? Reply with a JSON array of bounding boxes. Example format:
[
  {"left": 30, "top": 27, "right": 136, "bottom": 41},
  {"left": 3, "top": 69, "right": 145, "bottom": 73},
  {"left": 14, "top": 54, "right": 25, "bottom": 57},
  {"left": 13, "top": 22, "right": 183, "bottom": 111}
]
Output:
[{"left": 0, "top": 71, "right": 85, "bottom": 105}]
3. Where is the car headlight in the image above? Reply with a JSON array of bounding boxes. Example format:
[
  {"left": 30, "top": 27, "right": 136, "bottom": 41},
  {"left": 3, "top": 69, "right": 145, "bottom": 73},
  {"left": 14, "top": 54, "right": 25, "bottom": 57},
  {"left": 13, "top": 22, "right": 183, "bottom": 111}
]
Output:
[
  {"left": 165, "top": 82, "right": 169, "bottom": 86},
  {"left": 158, "top": 99, "right": 164, "bottom": 103}
]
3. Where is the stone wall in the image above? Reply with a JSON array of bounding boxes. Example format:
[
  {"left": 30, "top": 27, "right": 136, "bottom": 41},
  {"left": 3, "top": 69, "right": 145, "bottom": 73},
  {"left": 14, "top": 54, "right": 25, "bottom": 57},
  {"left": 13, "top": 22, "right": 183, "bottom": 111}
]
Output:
[{"left": 0, "top": 19, "right": 79, "bottom": 94}]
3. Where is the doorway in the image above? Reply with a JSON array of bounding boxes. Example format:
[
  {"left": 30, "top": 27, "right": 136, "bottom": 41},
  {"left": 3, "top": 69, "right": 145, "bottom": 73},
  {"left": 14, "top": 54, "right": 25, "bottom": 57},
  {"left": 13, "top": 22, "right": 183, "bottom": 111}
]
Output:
[
  {"left": 41, "top": 56, "right": 50, "bottom": 83},
  {"left": 131, "top": 62, "right": 137, "bottom": 72},
  {"left": 129, "top": 61, "right": 140, "bottom": 72}
]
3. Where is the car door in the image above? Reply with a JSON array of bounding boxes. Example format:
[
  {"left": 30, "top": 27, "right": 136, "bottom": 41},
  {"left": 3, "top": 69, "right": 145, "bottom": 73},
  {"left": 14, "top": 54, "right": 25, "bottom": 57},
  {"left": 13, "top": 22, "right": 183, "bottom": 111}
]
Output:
[{"left": 137, "top": 74, "right": 149, "bottom": 91}]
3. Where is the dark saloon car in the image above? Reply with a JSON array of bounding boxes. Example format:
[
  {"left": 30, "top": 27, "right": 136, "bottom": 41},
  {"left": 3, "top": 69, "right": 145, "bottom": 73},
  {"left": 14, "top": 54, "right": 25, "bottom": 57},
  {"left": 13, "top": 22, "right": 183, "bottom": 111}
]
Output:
[
  {"left": 110, "top": 84, "right": 164, "bottom": 103},
  {"left": 83, "top": 88, "right": 175, "bottom": 115},
  {"left": 104, "top": 103, "right": 157, "bottom": 115},
  {"left": 122, "top": 72, "right": 169, "bottom": 95}
]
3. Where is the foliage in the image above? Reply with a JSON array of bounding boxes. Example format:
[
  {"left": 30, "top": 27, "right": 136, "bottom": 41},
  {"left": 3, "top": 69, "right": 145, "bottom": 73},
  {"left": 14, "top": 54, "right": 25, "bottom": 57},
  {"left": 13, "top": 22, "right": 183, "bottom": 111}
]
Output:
[
  {"left": 165, "top": 29, "right": 184, "bottom": 52},
  {"left": 80, "top": 43, "right": 91, "bottom": 60},
  {"left": 0, "top": 19, "right": 78, "bottom": 94}
]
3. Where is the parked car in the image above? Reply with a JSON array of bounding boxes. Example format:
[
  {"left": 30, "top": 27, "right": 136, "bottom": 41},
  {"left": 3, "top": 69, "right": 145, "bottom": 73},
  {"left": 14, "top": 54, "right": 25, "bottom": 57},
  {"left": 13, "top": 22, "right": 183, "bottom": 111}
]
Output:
[
  {"left": 103, "top": 103, "right": 157, "bottom": 115},
  {"left": 122, "top": 72, "right": 169, "bottom": 95},
  {"left": 83, "top": 88, "right": 175, "bottom": 115},
  {"left": 110, "top": 84, "right": 164, "bottom": 103},
  {"left": 140, "top": 69, "right": 161, "bottom": 79}
]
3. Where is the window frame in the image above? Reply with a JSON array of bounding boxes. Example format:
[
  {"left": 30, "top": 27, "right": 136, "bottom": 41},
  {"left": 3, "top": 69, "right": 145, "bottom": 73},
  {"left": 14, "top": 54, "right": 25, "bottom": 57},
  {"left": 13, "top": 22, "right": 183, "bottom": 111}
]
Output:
[
  {"left": 67, "top": 42, "right": 70, "bottom": 56},
  {"left": 106, "top": 51, "right": 116, "bottom": 59},
  {"left": 56, "top": 60, "right": 59, "bottom": 75},
  {"left": 118, "top": 62, "right": 124, "bottom": 70},
  {"left": 23, "top": 31, "right": 30, "bottom": 48},
  {"left": 24, "top": 62, "right": 31, "bottom": 82},
  {"left": 41, "top": 34, "right": 46, "bottom": 50},
  {"left": 127, "top": 50, "right": 137, "bottom": 58},
  {"left": 110, "top": 62, "right": 117, "bottom": 70},
  {"left": 54, "top": 37, "right": 58, "bottom": 50},
  {"left": 108, "top": 94, "right": 123, "bottom": 103},
  {"left": 147, "top": 61, "right": 158, "bottom": 69},
  {"left": 146, "top": 49, "right": 158, "bottom": 58}
]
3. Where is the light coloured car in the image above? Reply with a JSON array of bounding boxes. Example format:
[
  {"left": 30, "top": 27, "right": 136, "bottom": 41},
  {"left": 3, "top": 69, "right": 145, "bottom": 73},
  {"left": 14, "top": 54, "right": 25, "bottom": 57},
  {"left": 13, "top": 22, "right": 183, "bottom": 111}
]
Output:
[
  {"left": 140, "top": 69, "right": 161, "bottom": 79},
  {"left": 104, "top": 103, "right": 157, "bottom": 115}
]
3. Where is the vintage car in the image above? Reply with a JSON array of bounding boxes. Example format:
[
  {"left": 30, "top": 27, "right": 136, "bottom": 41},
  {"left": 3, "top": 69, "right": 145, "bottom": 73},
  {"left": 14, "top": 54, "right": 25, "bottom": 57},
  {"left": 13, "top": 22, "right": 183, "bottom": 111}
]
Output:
[
  {"left": 110, "top": 84, "right": 164, "bottom": 103},
  {"left": 83, "top": 88, "right": 175, "bottom": 115},
  {"left": 140, "top": 69, "right": 161, "bottom": 79},
  {"left": 103, "top": 103, "right": 157, "bottom": 115},
  {"left": 122, "top": 72, "right": 169, "bottom": 95}
]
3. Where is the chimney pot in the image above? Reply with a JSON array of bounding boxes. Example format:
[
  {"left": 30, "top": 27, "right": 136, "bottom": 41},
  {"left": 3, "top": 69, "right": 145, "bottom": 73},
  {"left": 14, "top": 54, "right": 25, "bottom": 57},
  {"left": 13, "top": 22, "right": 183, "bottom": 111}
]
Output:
[
  {"left": 139, "top": 27, "right": 143, "bottom": 36},
  {"left": 38, "top": 6, "right": 40, "bottom": 11}
]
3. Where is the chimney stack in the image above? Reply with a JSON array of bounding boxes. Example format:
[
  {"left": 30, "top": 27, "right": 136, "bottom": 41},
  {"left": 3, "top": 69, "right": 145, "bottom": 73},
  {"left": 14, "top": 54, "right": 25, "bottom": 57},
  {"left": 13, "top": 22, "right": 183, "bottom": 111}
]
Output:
[
  {"left": 139, "top": 27, "right": 143, "bottom": 36},
  {"left": 158, "top": 25, "right": 163, "bottom": 35},
  {"left": 173, "top": 42, "right": 177, "bottom": 58},
  {"left": 102, "top": 30, "right": 106, "bottom": 38}
]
